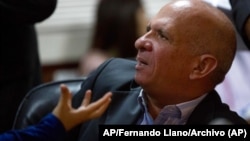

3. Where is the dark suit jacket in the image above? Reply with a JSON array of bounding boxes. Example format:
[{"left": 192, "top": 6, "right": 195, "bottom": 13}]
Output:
[
  {"left": 0, "top": 0, "right": 57, "bottom": 132},
  {"left": 218, "top": 7, "right": 249, "bottom": 51},
  {"left": 72, "top": 58, "right": 247, "bottom": 141},
  {"left": 230, "top": 0, "right": 250, "bottom": 49}
]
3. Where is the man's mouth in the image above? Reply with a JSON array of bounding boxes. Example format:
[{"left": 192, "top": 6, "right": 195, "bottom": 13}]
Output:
[{"left": 136, "top": 56, "right": 148, "bottom": 66}]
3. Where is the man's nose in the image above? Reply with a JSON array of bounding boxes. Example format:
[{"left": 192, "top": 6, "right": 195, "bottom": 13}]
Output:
[{"left": 134, "top": 34, "right": 153, "bottom": 51}]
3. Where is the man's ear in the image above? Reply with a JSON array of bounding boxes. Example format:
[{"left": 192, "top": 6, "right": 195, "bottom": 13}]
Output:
[{"left": 189, "top": 54, "right": 217, "bottom": 80}]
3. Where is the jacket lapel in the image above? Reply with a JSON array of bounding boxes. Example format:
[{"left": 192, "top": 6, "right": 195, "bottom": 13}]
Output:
[{"left": 103, "top": 88, "right": 143, "bottom": 124}]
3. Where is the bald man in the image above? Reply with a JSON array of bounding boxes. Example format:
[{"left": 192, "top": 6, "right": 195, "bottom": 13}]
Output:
[{"left": 71, "top": 0, "right": 248, "bottom": 140}]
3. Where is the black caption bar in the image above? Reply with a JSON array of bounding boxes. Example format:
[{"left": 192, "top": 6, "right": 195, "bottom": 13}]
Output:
[{"left": 99, "top": 125, "right": 250, "bottom": 140}]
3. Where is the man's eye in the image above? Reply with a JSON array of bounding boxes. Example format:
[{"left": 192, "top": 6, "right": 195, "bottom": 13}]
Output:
[
  {"left": 146, "top": 26, "right": 151, "bottom": 32},
  {"left": 158, "top": 33, "right": 167, "bottom": 40}
]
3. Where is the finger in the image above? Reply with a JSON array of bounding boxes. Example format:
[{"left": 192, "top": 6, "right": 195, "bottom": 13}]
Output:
[
  {"left": 82, "top": 90, "right": 92, "bottom": 106},
  {"left": 86, "top": 92, "right": 112, "bottom": 113},
  {"left": 59, "top": 84, "right": 72, "bottom": 107},
  {"left": 76, "top": 92, "right": 112, "bottom": 121},
  {"left": 91, "top": 94, "right": 112, "bottom": 118}
]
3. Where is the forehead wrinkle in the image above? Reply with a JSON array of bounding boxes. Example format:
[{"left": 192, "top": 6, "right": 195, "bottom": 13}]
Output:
[{"left": 151, "top": 17, "right": 172, "bottom": 30}]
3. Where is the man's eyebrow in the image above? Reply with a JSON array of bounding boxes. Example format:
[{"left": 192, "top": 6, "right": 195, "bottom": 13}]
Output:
[{"left": 158, "top": 28, "right": 165, "bottom": 35}]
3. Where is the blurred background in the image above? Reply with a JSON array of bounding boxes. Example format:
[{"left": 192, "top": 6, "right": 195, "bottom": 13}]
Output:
[{"left": 37, "top": 0, "right": 169, "bottom": 82}]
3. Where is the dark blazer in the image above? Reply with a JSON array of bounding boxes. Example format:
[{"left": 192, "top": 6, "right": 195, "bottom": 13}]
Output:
[
  {"left": 72, "top": 58, "right": 248, "bottom": 141},
  {"left": 0, "top": 0, "right": 57, "bottom": 132},
  {"left": 218, "top": 7, "right": 249, "bottom": 51},
  {"left": 230, "top": 0, "right": 250, "bottom": 49}
]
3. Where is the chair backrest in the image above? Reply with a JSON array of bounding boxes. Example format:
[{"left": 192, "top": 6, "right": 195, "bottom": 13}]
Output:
[{"left": 12, "top": 78, "right": 85, "bottom": 129}]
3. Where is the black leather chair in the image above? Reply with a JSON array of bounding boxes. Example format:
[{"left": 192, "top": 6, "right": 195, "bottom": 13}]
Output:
[{"left": 12, "top": 78, "right": 85, "bottom": 130}]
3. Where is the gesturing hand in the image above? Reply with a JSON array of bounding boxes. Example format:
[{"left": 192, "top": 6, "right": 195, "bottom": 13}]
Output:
[{"left": 52, "top": 84, "right": 112, "bottom": 131}]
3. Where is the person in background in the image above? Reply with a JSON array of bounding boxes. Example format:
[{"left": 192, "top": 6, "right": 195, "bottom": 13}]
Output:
[
  {"left": 230, "top": 0, "right": 250, "bottom": 49},
  {"left": 79, "top": 0, "right": 148, "bottom": 76},
  {"left": 229, "top": 0, "right": 250, "bottom": 123},
  {"left": 0, "top": 84, "right": 112, "bottom": 141},
  {"left": 0, "top": 0, "right": 57, "bottom": 132},
  {"left": 202, "top": 0, "right": 250, "bottom": 119},
  {"left": 71, "top": 0, "right": 248, "bottom": 140}
]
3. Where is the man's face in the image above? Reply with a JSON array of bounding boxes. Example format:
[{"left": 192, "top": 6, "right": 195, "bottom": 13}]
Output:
[{"left": 134, "top": 1, "right": 195, "bottom": 95}]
